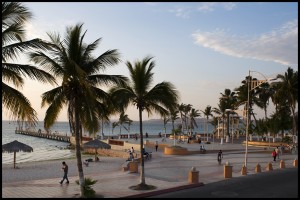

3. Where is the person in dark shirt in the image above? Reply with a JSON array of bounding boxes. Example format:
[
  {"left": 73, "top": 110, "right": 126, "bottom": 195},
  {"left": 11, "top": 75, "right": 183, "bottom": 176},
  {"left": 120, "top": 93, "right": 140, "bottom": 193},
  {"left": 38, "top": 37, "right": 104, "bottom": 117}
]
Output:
[
  {"left": 60, "top": 161, "right": 69, "bottom": 184},
  {"left": 217, "top": 150, "right": 223, "bottom": 163}
]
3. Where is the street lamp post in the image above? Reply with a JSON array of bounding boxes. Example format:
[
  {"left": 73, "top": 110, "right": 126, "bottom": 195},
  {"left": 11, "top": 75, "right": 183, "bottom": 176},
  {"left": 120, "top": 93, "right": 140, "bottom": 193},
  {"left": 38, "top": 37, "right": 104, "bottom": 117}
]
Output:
[{"left": 244, "top": 70, "right": 277, "bottom": 170}]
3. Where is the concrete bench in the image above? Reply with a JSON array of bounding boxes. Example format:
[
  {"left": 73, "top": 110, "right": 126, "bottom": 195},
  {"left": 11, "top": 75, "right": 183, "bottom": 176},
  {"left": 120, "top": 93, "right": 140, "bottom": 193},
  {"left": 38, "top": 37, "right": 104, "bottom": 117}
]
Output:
[{"left": 121, "top": 161, "right": 131, "bottom": 171}]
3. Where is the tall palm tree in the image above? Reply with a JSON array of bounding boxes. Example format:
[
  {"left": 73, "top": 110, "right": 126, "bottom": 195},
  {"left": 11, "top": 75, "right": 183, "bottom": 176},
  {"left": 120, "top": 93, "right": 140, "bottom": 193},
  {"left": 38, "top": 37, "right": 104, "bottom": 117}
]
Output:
[
  {"left": 212, "top": 100, "right": 227, "bottom": 139},
  {"left": 275, "top": 67, "right": 298, "bottom": 135},
  {"left": 189, "top": 108, "right": 201, "bottom": 136},
  {"left": 183, "top": 104, "right": 192, "bottom": 135},
  {"left": 178, "top": 103, "right": 186, "bottom": 136},
  {"left": 109, "top": 56, "right": 179, "bottom": 188},
  {"left": 255, "top": 82, "right": 275, "bottom": 119},
  {"left": 29, "top": 23, "right": 127, "bottom": 197},
  {"left": 2, "top": 2, "right": 56, "bottom": 126},
  {"left": 201, "top": 105, "right": 213, "bottom": 141},
  {"left": 117, "top": 111, "right": 132, "bottom": 136},
  {"left": 235, "top": 77, "right": 262, "bottom": 135},
  {"left": 210, "top": 116, "right": 218, "bottom": 139},
  {"left": 170, "top": 108, "right": 179, "bottom": 146},
  {"left": 112, "top": 121, "right": 119, "bottom": 136},
  {"left": 127, "top": 117, "right": 133, "bottom": 139},
  {"left": 162, "top": 114, "right": 170, "bottom": 138}
]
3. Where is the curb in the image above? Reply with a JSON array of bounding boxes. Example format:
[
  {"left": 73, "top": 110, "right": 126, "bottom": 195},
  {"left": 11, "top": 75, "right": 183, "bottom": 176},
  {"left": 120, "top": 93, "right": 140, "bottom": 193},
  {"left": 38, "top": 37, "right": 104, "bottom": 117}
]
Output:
[{"left": 122, "top": 182, "right": 205, "bottom": 198}]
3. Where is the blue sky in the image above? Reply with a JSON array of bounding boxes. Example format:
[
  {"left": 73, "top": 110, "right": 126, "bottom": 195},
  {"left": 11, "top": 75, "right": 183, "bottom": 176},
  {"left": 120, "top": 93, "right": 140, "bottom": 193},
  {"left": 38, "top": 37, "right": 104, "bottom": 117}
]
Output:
[{"left": 2, "top": 2, "right": 298, "bottom": 122}]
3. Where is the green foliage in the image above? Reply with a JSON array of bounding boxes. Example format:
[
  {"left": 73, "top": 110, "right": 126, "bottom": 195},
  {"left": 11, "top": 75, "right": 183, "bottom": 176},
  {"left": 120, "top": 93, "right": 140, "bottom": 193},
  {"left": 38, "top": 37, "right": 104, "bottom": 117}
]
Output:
[
  {"left": 282, "top": 136, "right": 293, "bottom": 144},
  {"left": 172, "top": 124, "right": 182, "bottom": 135},
  {"left": 76, "top": 177, "right": 98, "bottom": 198}
]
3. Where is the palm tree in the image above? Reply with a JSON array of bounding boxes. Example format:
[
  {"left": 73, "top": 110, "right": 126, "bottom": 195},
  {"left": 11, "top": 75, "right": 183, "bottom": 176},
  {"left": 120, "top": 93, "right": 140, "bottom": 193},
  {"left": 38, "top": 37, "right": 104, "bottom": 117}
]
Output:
[
  {"left": 189, "top": 108, "right": 201, "bottom": 137},
  {"left": 2, "top": 2, "right": 56, "bottom": 126},
  {"left": 201, "top": 105, "right": 213, "bottom": 141},
  {"left": 275, "top": 67, "right": 298, "bottom": 136},
  {"left": 255, "top": 82, "right": 275, "bottom": 119},
  {"left": 162, "top": 114, "right": 170, "bottom": 138},
  {"left": 117, "top": 111, "right": 132, "bottom": 137},
  {"left": 177, "top": 103, "right": 185, "bottom": 136},
  {"left": 210, "top": 116, "right": 219, "bottom": 139},
  {"left": 29, "top": 23, "right": 127, "bottom": 197},
  {"left": 220, "top": 89, "right": 238, "bottom": 138},
  {"left": 170, "top": 108, "right": 179, "bottom": 146},
  {"left": 235, "top": 76, "right": 262, "bottom": 135},
  {"left": 183, "top": 104, "right": 192, "bottom": 135},
  {"left": 109, "top": 56, "right": 179, "bottom": 189},
  {"left": 112, "top": 121, "right": 119, "bottom": 136},
  {"left": 212, "top": 100, "right": 227, "bottom": 139},
  {"left": 127, "top": 117, "right": 133, "bottom": 139}
]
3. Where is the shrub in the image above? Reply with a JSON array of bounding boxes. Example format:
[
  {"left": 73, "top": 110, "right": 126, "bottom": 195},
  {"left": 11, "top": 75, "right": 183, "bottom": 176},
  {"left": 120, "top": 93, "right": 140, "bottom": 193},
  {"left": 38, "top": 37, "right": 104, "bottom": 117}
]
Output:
[{"left": 76, "top": 177, "right": 98, "bottom": 198}]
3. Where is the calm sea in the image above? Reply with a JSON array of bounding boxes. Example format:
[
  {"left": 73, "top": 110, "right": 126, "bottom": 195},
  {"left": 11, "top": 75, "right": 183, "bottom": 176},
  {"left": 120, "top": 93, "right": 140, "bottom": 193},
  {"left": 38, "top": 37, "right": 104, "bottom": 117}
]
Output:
[{"left": 2, "top": 119, "right": 214, "bottom": 164}]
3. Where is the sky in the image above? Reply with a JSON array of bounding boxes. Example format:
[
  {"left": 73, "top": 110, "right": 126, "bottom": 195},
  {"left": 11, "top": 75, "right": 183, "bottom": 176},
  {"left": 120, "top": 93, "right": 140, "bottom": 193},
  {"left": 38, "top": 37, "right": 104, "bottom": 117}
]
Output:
[{"left": 2, "top": 2, "right": 298, "bottom": 122}]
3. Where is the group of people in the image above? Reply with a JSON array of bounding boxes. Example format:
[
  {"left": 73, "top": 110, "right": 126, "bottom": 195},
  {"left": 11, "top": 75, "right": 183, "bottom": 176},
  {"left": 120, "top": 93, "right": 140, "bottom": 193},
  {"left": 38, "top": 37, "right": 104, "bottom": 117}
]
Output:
[
  {"left": 127, "top": 146, "right": 135, "bottom": 161},
  {"left": 272, "top": 144, "right": 285, "bottom": 161}
]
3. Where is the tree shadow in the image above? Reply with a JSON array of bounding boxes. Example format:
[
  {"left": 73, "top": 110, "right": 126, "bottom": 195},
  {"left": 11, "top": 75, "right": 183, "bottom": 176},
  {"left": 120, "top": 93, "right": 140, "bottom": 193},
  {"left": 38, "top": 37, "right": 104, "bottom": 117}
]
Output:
[{"left": 129, "top": 183, "right": 157, "bottom": 190}]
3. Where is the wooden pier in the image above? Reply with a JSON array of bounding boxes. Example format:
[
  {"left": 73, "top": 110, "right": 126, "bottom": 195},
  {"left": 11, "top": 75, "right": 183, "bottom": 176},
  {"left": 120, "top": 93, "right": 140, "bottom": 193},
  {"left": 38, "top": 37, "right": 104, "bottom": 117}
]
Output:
[{"left": 15, "top": 130, "right": 70, "bottom": 143}]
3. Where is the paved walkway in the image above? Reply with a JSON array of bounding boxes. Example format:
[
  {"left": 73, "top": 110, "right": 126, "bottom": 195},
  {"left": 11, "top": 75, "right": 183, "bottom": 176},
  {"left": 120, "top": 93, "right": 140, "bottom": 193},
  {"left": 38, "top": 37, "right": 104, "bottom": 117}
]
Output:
[{"left": 2, "top": 139, "right": 298, "bottom": 198}]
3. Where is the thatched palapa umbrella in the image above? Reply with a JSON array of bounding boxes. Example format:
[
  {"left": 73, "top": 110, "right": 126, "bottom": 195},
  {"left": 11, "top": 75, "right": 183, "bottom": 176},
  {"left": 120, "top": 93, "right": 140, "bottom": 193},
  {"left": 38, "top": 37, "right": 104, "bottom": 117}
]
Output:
[
  {"left": 83, "top": 139, "right": 111, "bottom": 161},
  {"left": 2, "top": 140, "right": 33, "bottom": 169}
]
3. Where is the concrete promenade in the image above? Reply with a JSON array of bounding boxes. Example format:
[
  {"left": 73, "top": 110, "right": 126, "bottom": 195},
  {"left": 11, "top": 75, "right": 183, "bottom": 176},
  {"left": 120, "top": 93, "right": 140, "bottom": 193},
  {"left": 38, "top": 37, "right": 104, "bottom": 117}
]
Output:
[{"left": 2, "top": 138, "right": 298, "bottom": 198}]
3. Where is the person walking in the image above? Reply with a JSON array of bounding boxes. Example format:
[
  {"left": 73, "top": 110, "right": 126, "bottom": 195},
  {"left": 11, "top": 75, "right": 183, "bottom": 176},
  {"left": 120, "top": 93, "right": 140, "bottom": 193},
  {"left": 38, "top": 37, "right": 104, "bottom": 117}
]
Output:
[
  {"left": 217, "top": 150, "right": 223, "bottom": 164},
  {"left": 60, "top": 161, "right": 69, "bottom": 184},
  {"left": 155, "top": 141, "right": 158, "bottom": 152},
  {"left": 275, "top": 147, "right": 280, "bottom": 159},
  {"left": 272, "top": 149, "right": 277, "bottom": 162},
  {"left": 280, "top": 144, "right": 285, "bottom": 155}
]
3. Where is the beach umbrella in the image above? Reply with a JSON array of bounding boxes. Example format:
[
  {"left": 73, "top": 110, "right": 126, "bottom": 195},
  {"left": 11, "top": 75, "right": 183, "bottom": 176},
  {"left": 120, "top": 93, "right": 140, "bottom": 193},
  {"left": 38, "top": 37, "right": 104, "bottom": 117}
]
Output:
[
  {"left": 2, "top": 140, "right": 33, "bottom": 169},
  {"left": 83, "top": 139, "right": 111, "bottom": 161}
]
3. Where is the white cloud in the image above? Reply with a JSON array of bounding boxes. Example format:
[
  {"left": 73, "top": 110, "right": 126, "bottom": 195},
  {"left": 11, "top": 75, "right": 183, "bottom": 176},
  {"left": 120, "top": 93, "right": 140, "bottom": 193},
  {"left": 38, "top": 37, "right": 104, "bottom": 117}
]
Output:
[
  {"left": 223, "top": 2, "right": 237, "bottom": 10},
  {"left": 144, "top": 2, "right": 159, "bottom": 6},
  {"left": 169, "top": 6, "right": 192, "bottom": 19},
  {"left": 25, "top": 19, "right": 76, "bottom": 41},
  {"left": 192, "top": 19, "right": 298, "bottom": 66},
  {"left": 168, "top": 3, "right": 237, "bottom": 18},
  {"left": 197, "top": 2, "right": 237, "bottom": 13},
  {"left": 197, "top": 2, "right": 217, "bottom": 13}
]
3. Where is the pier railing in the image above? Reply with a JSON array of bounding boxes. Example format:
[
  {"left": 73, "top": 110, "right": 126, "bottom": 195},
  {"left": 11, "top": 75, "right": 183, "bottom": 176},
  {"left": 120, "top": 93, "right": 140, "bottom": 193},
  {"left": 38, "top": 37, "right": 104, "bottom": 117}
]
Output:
[{"left": 15, "top": 129, "right": 70, "bottom": 143}]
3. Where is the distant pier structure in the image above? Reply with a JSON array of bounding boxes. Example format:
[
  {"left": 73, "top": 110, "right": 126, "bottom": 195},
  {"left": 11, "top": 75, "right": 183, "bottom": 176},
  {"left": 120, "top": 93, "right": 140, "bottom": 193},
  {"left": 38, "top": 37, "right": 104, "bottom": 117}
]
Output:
[{"left": 15, "top": 129, "right": 70, "bottom": 143}]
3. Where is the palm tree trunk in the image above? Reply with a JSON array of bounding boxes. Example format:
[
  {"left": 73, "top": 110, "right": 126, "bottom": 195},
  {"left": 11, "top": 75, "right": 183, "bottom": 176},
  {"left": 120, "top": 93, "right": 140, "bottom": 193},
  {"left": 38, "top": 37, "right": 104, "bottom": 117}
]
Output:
[
  {"left": 139, "top": 108, "right": 146, "bottom": 185},
  {"left": 101, "top": 118, "right": 104, "bottom": 138},
  {"left": 74, "top": 104, "right": 85, "bottom": 197},
  {"left": 171, "top": 121, "right": 176, "bottom": 146},
  {"left": 291, "top": 104, "right": 297, "bottom": 136},
  {"left": 206, "top": 117, "right": 209, "bottom": 141},
  {"left": 14, "top": 151, "right": 16, "bottom": 169}
]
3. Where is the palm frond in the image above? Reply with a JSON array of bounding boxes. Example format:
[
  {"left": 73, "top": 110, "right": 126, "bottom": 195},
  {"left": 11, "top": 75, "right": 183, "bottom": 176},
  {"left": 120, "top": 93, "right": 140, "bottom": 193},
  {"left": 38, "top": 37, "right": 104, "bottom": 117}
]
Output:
[{"left": 2, "top": 83, "right": 37, "bottom": 124}]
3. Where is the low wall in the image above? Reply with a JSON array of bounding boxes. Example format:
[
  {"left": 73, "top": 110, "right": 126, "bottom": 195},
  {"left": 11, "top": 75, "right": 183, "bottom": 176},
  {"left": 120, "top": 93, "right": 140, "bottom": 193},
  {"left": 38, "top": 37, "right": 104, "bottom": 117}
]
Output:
[
  {"left": 244, "top": 141, "right": 288, "bottom": 147},
  {"left": 84, "top": 148, "right": 142, "bottom": 159},
  {"left": 169, "top": 135, "right": 189, "bottom": 140},
  {"left": 144, "top": 140, "right": 169, "bottom": 149},
  {"left": 164, "top": 146, "right": 188, "bottom": 155}
]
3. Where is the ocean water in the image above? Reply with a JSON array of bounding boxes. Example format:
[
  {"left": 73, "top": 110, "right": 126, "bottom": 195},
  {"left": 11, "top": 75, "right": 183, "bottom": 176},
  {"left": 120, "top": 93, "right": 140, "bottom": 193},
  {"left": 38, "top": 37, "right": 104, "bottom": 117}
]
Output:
[{"left": 2, "top": 119, "right": 214, "bottom": 164}]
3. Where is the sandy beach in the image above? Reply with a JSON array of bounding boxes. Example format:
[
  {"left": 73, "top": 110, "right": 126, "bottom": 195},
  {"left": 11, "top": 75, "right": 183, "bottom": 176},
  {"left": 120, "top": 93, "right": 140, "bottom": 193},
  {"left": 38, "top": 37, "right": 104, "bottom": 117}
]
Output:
[{"left": 2, "top": 155, "right": 125, "bottom": 183}]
